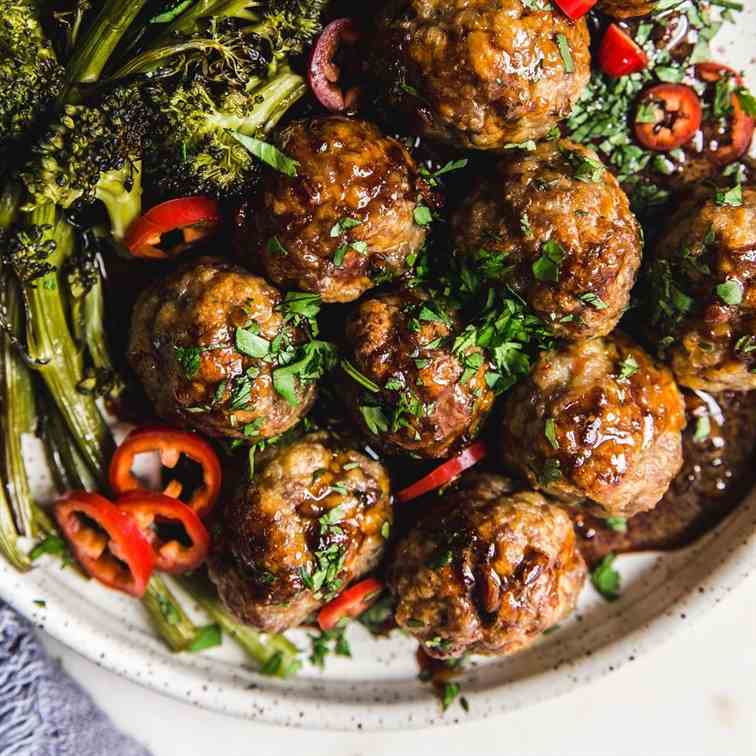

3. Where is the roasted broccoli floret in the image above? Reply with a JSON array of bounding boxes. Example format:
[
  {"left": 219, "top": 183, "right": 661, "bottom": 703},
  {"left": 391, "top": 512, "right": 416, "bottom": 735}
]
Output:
[
  {"left": 0, "top": 0, "right": 64, "bottom": 162},
  {"left": 145, "top": 65, "right": 305, "bottom": 197},
  {"left": 21, "top": 87, "right": 149, "bottom": 239}
]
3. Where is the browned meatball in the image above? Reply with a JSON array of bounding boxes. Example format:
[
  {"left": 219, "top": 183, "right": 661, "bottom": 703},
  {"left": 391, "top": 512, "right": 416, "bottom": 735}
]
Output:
[
  {"left": 500, "top": 334, "right": 686, "bottom": 519},
  {"left": 208, "top": 433, "right": 392, "bottom": 632},
  {"left": 452, "top": 140, "right": 642, "bottom": 340},
  {"left": 369, "top": 0, "right": 591, "bottom": 150},
  {"left": 236, "top": 116, "right": 432, "bottom": 303},
  {"left": 128, "top": 258, "right": 323, "bottom": 442},
  {"left": 389, "top": 473, "right": 586, "bottom": 659},
  {"left": 599, "top": 1, "right": 655, "bottom": 18},
  {"left": 643, "top": 186, "right": 756, "bottom": 392},
  {"left": 342, "top": 289, "right": 495, "bottom": 458}
]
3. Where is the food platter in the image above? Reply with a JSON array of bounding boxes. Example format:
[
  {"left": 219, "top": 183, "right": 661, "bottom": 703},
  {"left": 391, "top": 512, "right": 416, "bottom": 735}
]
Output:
[{"left": 1, "top": 0, "right": 755, "bottom": 732}]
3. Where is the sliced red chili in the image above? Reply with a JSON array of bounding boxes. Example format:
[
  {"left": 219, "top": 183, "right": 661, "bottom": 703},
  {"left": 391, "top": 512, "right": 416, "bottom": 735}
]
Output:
[
  {"left": 307, "top": 18, "right": 361, "bottom": 112},
  {"left": 54, "top": 491, "right": 155, "bottom": 597},
  {"left": 116, "top": 492, "right": 210, "bottom": 574},
  {"left": 124, "top": 197, "right": 221, "bottom": 259},
  {"left": 554, "top": 0, "right": 598, "bottom": 20},
  {"left": 634, "top": 84, "right": 703, "bottom": 151},
  {"left": 695, "top": 62, "right": 754, "bottom": 166},
  {"left": 318, "top": 578, "right": 384, "bottom": 631},
  {"left": 109, "top": 426, "right": 222, "bottom": 518},
  {"left": 598, "top": 24, "right": 648, "bottom": 78},
  {"left": 396, "top": 442, "right": 487, "bottom": 504}
]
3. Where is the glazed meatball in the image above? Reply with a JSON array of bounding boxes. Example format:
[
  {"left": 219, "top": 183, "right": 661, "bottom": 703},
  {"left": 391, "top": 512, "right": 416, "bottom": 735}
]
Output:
[
  {"left": 236, "top": 116, "right": 432, "bottom": 303},
  {"left": 208, "top": 433, "right": 392, "bottom": 632},
  {"left": 643, "top": 186, "right": 756, "bottom": 392},
  {"left": 500, "top": 334, "right": 686, "bottom": 519},
  {"left": 599, "top": 1, "right": 655, "bottom": 18},
  {"left": 342, "top": 289, "right": 495, "bottom": 458},
  {"left": 128, "top": 258, "right": 318, "bottom": 442},
  {"left": 389, "top": 473, "right": 586, "bottom": 659},
  {"left": 369, "top": 0, "right": 591, "bottom": 150},
  {"left": 451, "top": 141, "right": 642, "bottom": 340}
]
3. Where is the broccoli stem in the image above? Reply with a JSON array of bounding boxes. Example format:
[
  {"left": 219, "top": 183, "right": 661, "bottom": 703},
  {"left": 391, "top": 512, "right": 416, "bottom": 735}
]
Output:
[
  {"left": 21, "top": 204, "right": 114, "bottom": 480},
  {"left": 158, "top": 0, "right": 260, "bottom": 41},
  {"left": 178, "top": 574, "right": 302, "bottom": 677},
  {"left": 95, "top": 161, "right": 143, "bottom": 241},
  {"left": 142, "top": 575, "right": 199, "bottom": 652},
  {"left": 0, "top": 484, "right": 29, "bottom": 571},
  {"left": 1, "top": 274, "right": 39, "bottom": 537},
  {"left": 213, "top": 66, "right": 306, "bottom": 137},
  {"left": 64, "top": 0, "right": 149, "bottom": 88}
]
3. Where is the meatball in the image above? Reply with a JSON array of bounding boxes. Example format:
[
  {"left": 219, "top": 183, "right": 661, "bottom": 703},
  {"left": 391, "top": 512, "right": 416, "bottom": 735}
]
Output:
[
  {"left": 342, "top": 289, "right": 495, "bottom": 458},
  {"left": 451, "top": 140, "right": 642, "bottom": 340},
  {"left": 500, "top": 334, "right": 686, "bottom": 519},
  {"left": 389, "top": 473, "right": 586, "bottom": 659},
  {"left": 236, "top": 116, "right": 432, "bottom": 303},
  {"left": 599, "top": 1, "right": 655, "bottom": 18},
  {"left": 128, "top": 258, "right": 317, "bottom": 442},
  {"left": 643, "top": 186, "right": 756, "bottom": 392},
  {"left": 368, "top": 0, "right": 591, "bottom": 150},
  {"left": 208, "top": 433, "right": 392, "bottom": 632}
]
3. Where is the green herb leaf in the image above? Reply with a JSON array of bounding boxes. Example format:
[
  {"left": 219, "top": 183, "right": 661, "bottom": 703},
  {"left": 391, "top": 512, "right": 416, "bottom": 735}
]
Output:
[
  {"left": 229, "top": 132, "right": 299, "bottom": 176},
  {"left": 30, "top": 535, "right": 67, "bottom": 561},
  {"left": 174, "top": 345, "right": 201, "bottom": 378},
  {"left": 591, "top": 553, "right": 621, "bottom": 602},
  {"left": 330, "top": 217, "right": 362, "bottom": 237},
  {"left": 618, "top": 355, "right": 639, "bottom": 380},
  {"left": 578, "top": 292, "right": 608, "bottom": 310},
  {"left": 544, "top": 418, "right": 559, "bottom": 449},
  {"left": 441, "top": 682, "right": 461, "bottom": 711},
  {"left": 715, "top": 184, "right": 743, "bottom": 207},
  {"left": 267, "top": 236, "right": 288, "bottom": 256},
  {"left": 605, "top": 517, "right": 627, "bottom": 533},
  {"left": 360, "top": 404, "right": 389, "bottom": 435},
  {"left": 556, "top": 33, "right": 574, "bottom": 73},
  {"left": 342, "top": 359, "right": 380, "bottom": 393},
  {"left": 693, "top": 415, "right": 711, "bottom": 442},
  {"left": 532, "top": 240, "right": 566, "bottom": 282},
  {"left": 414, "top": 205, "right": 433, "bottom": 226},
  {"left": 540, "top": 458, "right": 562, "bottom": 486},
  {"left": 716, "top": 279, "right": 743, "bottom": 305},
  {"left": 235, "top": 327, "right": 270, "bottom": 358}
]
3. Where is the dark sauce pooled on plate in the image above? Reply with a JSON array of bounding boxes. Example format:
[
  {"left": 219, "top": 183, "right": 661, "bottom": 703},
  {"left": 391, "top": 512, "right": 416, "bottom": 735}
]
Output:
[{"left": 573, "top": 390, "right": 756, "bottom": 566}]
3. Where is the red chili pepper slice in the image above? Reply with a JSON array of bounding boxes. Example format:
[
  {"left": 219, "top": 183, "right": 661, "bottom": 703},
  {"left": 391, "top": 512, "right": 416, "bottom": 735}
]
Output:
[
  {"left": 598, "top": 24, "right": 648, "bottom": 78},
  {"left": 307, "top": 18, "right": 361, "bottom": 112},
  {"left": 116, "top": 492, "right": 210, "bottom": 574},
  {"left": 554, "top": 0, "right": 598, "bottom": 20},
  {"left": 109, "top": 426, "right": 222, "bottom": 518},
  {"left": 695, "top": 62, "right": 755, "bottom": 166},
  {"left": 634, "top": 84, "right": 703, "bottom": 151},
  {"left": 54, "top": 491, "right": 155, "bottom": 597},
  {"left": 124, "top": 197, "right": 221, "bottom": 259},
  {"left": 396, "top": 442, "right": 487, "bottom": 504},
  {"left": 318, "top": 578, "right": 384, "bottom": 631}
]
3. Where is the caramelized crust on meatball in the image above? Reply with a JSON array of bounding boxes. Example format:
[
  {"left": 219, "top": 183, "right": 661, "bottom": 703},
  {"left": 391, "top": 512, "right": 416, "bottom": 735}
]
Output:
[
  {"left": 643, "top": 186, "right": 756, "bottom": 392},
  {"left": 369, "top": 0, "right": 591, "bottom": 150},
  {"left": 451, "top": 140, "right": 643, "bottom": 340},
  {"left": 128, "top": 258, "right": 314, "bottom": 441},
  {"left": 236, "top": 116, "right": 432, "bottom": 303},
  {"left": 389, "top": 473, "right": 586, "bottom": 659},
  {"left": 342, "top": 289, "right": 495, "bottom": 458},
  {"left": 208, "top": 433, "right": 392, "bottom": 632},
  {"left": 500, "top": 334, "right": 686, "bottom": 519},
  {"left": 599, "top": 1, "right": 656, "bottom": 18}
]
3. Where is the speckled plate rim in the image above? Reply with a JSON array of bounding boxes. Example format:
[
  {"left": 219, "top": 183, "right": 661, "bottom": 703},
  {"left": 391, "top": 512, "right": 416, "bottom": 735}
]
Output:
[{"left": 2, "top": 486, "right": 755, "bottom": 731}]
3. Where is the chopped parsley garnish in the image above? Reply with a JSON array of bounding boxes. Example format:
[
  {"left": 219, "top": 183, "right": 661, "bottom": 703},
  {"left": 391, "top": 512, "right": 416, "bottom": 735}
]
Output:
[
  {"left": 540, "top": 458, "right": 562, "bottom": 486},
  {"left": 544, "top": 418, "right": 559, "bottom": 449},
  {"left": 427, "top": 548, "right": 453, "bottom": 570},
  {"left": 560, "top": 146, "right": 605, "bottom": 183},
  {"left": 381, "top": 521, "right": 391, "bottom": 539},
  {"left": 715, "top": 184, "right": 743, "bottom": 207},
  {"left": 330, "top": 217, "right": 362, "bottom": 237},
  {"left": 419, "top": 159, "right": 468, "bottom": 186},
  {"left": 578, "top": 292, "right": 608, "bottom": 310},
  {"left": 617, "top": 355, "right": 640, "bottom": 380},
  {"left": 413, "top": 205, "right": 433, "bottom": 227},
  {"left": 441, "top": 682, "right": 461, "bottom": 711},
  {"left": 29, "top": 534, "right": 67, "bottom": 561},
  {"left": 272, "top": 340, "right": 338, "bottom": 406},
  {"left": 360, "top": 404, "right": 390, "bottom": 435},
  {"left": 532, "top": 240, "right": 566, "bottom": 283},
  {"left": 605, "top": 517, "right": 628, "bottom": 534},
  {"left": 267, "top": 236, "right": 288, "bottom": 256},
  {"left": 520, "top": 212, "right": 533, "bottom": 239},
  {"left": 693, "top": 414, "right": 711, "bottom": 442},
  {"left": 308, "top": 622, "right": 351, "bottom": 668},
  {"left": 716, "top": 279, "right": 743, "bottom": 305},
  {"left": 174, "top": 345, "right": 202, "bottom": 378},
  {"left": 229, "top": 132, "right": 299, "bottom": 176},
  {"left": 235, "top": 325, "right": 270, "bottom": 359},
  {"left": 341, "top": 359, "right": 380, "bottom": 393},
  {"left": 591, "top": 553, "right": 621, "bottom": 602},
  {"left": 556, "top": 33, "right": 573, "bottom": 73}
]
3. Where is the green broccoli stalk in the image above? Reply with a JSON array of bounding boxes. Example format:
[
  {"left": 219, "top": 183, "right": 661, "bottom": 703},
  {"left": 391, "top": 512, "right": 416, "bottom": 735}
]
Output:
[
  {"left": 0, "top": 0, "right": 64, "bottom": 165},
  {"left": 145, "top": 65, "right": 305, "bottom": 197},
  {"left": 7, "top": 205, "right": 114, "bottom": 479}
]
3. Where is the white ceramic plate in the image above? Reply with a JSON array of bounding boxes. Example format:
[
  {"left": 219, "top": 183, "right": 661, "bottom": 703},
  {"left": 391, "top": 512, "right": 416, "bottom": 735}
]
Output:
[{"left": 1, "top": 6, "right": 756, "bottom": 732}]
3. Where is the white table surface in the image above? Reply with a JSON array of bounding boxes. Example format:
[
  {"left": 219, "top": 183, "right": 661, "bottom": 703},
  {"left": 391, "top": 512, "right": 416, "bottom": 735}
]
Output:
[{"left": 40, "top": 572, "right": 756, "bottom": 756}]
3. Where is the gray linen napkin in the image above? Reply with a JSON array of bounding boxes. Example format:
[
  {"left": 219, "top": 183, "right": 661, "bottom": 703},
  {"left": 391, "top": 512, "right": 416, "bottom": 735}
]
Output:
[{"left": 0, "top": 600, "right": 151, "bottom": 756}]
